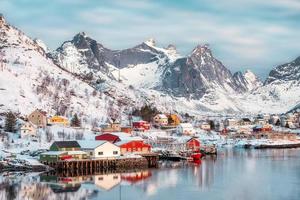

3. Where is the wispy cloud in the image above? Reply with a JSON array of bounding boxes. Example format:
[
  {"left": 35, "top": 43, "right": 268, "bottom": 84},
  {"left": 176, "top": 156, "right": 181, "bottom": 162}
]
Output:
[{"left": 1, "top": 0, "right": 300, "bottom": 79}]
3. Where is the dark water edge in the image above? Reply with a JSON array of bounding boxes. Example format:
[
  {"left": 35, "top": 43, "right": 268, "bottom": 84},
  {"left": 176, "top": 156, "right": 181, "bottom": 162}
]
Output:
[{"left": 0, "top": 148, "right": 300, "bottom": 200}]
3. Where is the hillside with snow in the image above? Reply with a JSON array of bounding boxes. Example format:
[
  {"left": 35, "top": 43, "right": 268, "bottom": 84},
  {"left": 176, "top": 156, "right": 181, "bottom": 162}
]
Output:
[
  {"left": 0, "top": 15, "right": 124, "bottom": 124},
  {"left": 0, "top": 14, "right": 300, "bottom": 117}
]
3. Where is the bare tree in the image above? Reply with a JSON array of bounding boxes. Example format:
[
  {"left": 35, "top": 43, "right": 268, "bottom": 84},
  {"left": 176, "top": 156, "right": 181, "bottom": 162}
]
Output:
[
  {"left": 75, "top": 130, "right": 84, "bottom": 140},
  {"left": 45, "top": 128, "right": 54, "bottom": 142}
]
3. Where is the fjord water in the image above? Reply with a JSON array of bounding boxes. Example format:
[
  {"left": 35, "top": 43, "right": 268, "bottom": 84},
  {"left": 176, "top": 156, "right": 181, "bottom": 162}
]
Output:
[{"left": 1, "top": 149, "right": 300, "bottom": 200}]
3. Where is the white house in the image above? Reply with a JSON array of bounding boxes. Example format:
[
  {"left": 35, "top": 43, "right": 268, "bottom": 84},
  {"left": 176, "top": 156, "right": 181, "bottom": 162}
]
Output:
[
  {"left": 20, "top": 122, "right": 37, "bottom": 138},
  {"left": 200, "top": 122, "right": 211, "bottom": 131},
  {"left": 78, "top": 140, "right": 120, "bottom": 158},
  {"left": 153, "top": 114, "right": 168, "bottom": 127},
  {"left": 224, "top": 118, "right": 238, "bottom": 127},
  {"left": 176, "top": 123, "right": 195, "bottom": 135}
]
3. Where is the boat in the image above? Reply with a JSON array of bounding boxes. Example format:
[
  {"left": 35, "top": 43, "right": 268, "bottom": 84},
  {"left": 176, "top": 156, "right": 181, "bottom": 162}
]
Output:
[{"left": 191, "top": 153, "right": 202, "bottom": 161}]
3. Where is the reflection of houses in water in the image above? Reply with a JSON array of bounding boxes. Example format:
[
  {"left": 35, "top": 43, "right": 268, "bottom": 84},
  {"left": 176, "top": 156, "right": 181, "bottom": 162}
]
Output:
[
  {"left": 121, "top": 170, "right": 152, "bottom": 184},
  {"left": 94, "top": 173, "right": 121, "bottom": 191},
  {"left": 40, "top": 175, "right": 81, "bottom": 193},
  {"left": 197, "top": 157, "right": 216, "bottom": 190}
]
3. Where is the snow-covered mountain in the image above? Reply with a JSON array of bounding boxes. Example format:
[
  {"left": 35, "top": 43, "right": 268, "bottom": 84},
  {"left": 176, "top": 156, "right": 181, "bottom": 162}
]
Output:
[
  {"left": 0, "top": 14, "right": 124, "bottom": 123},
  {"left": 237, "top": 58, "right": 300, "bottom": 114},
  {"left": 265, "top": 56, "right": 300, "bottom": 85},
  {"left": 1, "top": 14, "right": 299, "bottom": 116},
  {"left": 160, "top": 44, "right": 255, "bottom": 99},
  {"left": 233, "top": 70, "right": 262, "bottom": 92}
]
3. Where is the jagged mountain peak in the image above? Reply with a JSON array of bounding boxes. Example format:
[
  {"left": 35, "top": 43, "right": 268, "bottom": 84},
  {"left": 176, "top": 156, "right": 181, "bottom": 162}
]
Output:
[
  {"left": 191, "top": 44, "right": 212, "bottom": 57},
  {"left": 144, "top": 38, "right": 156, "bottom": 47},
  {"left": 233, "top": 69, "right": 262, "bottom": 92},
  {"left": 265, "top": 55, "right": 300, "bottom": 85},
  {"left": 166, "top": 44, "right": 176, "bottom": 51},
  {"left": 0, "top": 13, "right": 5, "bottom": 25}
]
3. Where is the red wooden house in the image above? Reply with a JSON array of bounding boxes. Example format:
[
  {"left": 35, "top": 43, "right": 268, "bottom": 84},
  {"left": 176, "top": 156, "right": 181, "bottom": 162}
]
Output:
[
  {"left": 115, "top": 140, "right": 151, "bottom": 155},
  {"left": 185, "top": 137, "right": 201, "bottom": 151},
  {"left": 132, "top": 121, "right": 150, "bottom": 131}
]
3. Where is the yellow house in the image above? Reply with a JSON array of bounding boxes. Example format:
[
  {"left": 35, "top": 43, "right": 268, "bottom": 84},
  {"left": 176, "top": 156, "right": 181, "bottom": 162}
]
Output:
[
  {"left": 48, "top": 116, "right": 69, "bottom": 126},
  {"left": 168, "top": 114, "right": 181, "bottom": 126}
]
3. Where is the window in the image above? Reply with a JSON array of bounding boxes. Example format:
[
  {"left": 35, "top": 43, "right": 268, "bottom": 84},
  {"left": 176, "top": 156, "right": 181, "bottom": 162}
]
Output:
[
  {"left": 113, "top": 151, "right": 118, "bottom": 155},
  {"left": 90, "top": 152, "right": 93, "bottom": 156},
  {"left": 98, "top": 177, "right": 103, "bottom": 181},
  {"left": 113, "top": 176, "right": 118, "bottom": 179},
  {"left": 98, "top": 152, "right": 103, "bottom": 155}
]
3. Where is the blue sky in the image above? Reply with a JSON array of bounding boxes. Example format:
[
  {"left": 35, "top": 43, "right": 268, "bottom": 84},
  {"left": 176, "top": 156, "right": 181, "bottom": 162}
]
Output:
[{"left": 1, "top": 0, "right": 300, "bottom": 79}]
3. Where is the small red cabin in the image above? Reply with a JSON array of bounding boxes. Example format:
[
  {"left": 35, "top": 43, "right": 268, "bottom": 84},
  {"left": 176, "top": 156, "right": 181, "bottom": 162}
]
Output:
[
  {"left": 186, "top": 138, "right": 201, "bottom": 151},
  {"left": 132, "top": 121, "right": 150, "bottom": 131},
  {"left": 95, "top": 133, "right": 121, "bottom": 143}
]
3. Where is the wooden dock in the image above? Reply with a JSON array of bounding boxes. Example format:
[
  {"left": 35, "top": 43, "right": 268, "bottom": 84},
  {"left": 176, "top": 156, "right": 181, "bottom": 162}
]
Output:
[{"left": 41, "top": 153, "right": 159, "bottom": 171}]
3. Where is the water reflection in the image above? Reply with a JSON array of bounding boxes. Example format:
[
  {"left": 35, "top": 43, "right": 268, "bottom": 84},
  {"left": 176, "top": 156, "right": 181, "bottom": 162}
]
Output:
[{"left": 0, "top": 148, "right": 300, "bottom": 200}]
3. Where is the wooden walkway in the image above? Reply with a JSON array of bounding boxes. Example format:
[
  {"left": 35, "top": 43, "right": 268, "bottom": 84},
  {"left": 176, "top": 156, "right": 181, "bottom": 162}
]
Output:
[{"left": 42, "top": 154, "right": 159, "bottom": 171}]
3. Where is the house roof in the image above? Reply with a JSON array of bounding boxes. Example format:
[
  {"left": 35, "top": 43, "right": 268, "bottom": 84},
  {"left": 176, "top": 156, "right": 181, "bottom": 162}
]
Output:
[
  {"left": 115, "top": 140, "right": 150, "bottom": 147},
  {"left": 52, "top": 141, "right": 80, "bottom": 148},
  {"left": 78, "top": 140, "right": 108, "bottom": 149},
  {"left": 155, "top": 114, "right": 168, "bottom": 119},
  {"left": 242, "top": 118, "right": 251, "bottom": 122},
  {"left": 67, "top": 151, "right": 87, "bottom": 155},
  {"left": 178, "top": 123, "right": 193, "bottom": 128},
  {"left": 40, "top": 151, "right": 67, "bottom": 156}
]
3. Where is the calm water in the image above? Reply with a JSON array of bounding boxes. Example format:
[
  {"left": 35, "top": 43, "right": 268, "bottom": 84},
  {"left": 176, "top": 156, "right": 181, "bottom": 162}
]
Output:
[{"left": 1, "top": 148, "right": 300, "bottom": 200}]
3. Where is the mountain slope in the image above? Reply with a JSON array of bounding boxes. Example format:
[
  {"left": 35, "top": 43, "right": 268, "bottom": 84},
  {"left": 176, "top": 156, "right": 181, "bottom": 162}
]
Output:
[
  {"left": 161, "top": 45, "right": 242, "bottom": 99},
  {"left": 1, "top": 14, "right": 299, "bottom": 115},
  {"left": 0, "top": 15, "right": 122, "bottom": 123},
  {"left": 233, "top": 70, "right": 262, "bottom": 92}
]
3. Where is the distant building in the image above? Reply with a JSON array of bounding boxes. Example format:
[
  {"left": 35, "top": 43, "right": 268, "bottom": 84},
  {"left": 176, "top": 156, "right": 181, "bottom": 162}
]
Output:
[
  {"left": 254, "top": 118, "right": 267, "bottom": 125},
  {"left": 200, "top": 122, "right": 211, "bottom": 131},
  {"left": 50, "top": 141, "right": 81, "bottom": 151},
  {"left": 78, "top": 140, "right": 120, "bottom": 158},
  {"left": 20, "top": 121, "right": 37, "bottom": 138},
  {"left": 48, "top": 116, "right": 69, "bottom": 126},
  {"left": 101, "top": 119, "right": 121, "bottom": 132},
  {"left": 184, "top": 137, "right": 201, "bottom": 151},
  {"left": 238, "top": 118, "right": 252, "bottom": 126},
  {"left": 153, "top": 114, "right": 168, "bottom": 127},
  {"left": 167, "top": 114, "right": 181, "bottom": 126},
  {"left": 224, "top": 118, "right": 238, "bottom": 127},
  {"left": 132, "top": 121, "right": 150, "bottom": 131},
  {"left": 177, "top": 123, "right": 195, "bottom": 135},
  {"left": 28, "top": 109, "right": 47, "bottom": 128},
  {"left": 270, "top": 115, "right": 280, "bottom": 125}
]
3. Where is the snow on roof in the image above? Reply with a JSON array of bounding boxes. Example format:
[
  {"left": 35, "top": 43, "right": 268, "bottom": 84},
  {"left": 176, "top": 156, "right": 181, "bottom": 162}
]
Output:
[
  {"left": 40, "top": 151, "right": 67, "bottom": 156},
  {"left": 115, "top": 140, "right": 147, "bottom": 146},
  {"left": 110, "top": 132, "right": 143, "bottom": 141},
  {"left": 178, "top": 123, "right": 193, "bottom": 128},
  {"left": 78, "top": 140, "right": 108, "bottom": 149},
  {"left": 155, "top": 114, "right": 168, "bottom": 119},
  {"left": 67, "top": 151, "right": 88, "bottom": 155}
]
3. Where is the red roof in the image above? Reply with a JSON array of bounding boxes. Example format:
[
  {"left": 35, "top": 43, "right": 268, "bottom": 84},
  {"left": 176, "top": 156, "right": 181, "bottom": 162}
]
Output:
[{"left": 95, "top": 133, "right": 121, "bottom": 143}]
